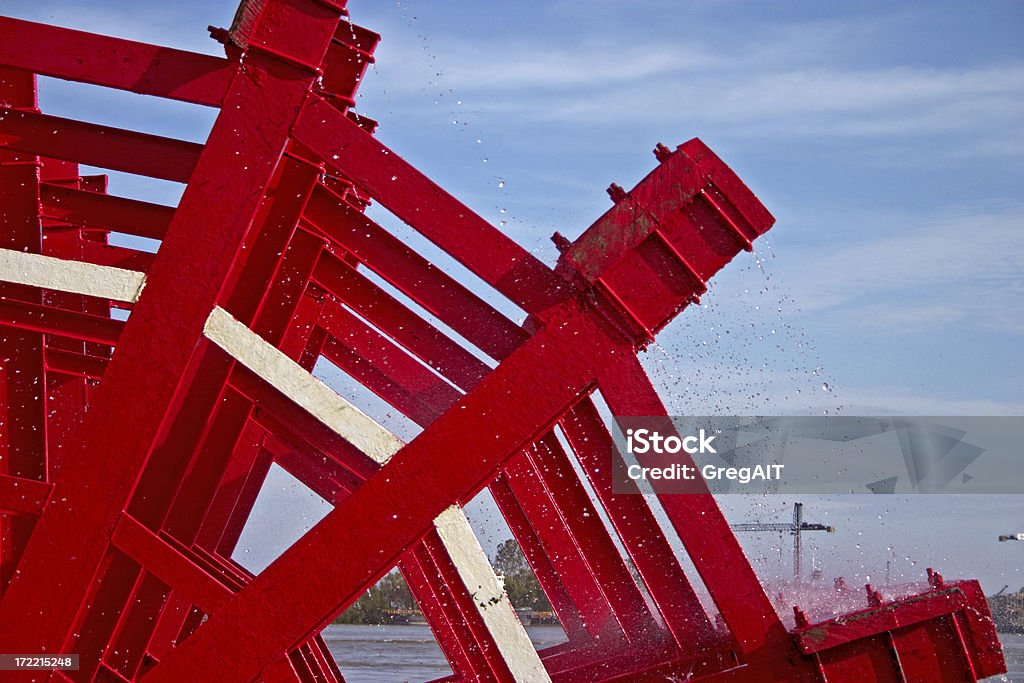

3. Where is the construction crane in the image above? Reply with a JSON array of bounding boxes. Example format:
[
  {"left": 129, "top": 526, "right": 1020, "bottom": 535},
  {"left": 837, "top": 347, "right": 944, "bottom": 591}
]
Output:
[{"left": 731, "top": 502, "right": 836, "bottom": 581}]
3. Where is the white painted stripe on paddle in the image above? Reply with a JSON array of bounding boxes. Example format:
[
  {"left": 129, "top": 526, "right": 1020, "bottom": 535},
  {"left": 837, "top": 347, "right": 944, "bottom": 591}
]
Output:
[
  {"left": 0, "top": 247, "right": 145, "bottom": 303},
  {"left": 434, "top": 506, "right": 551, "bottom": 683},
  {"left": 202, "top": 306, "right": 403, "bottom": 464}
]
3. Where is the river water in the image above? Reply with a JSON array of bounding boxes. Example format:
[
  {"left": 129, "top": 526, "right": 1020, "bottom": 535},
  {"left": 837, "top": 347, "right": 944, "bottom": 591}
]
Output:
[
  {"left": 322, "top": 624, "right": 566, "bottom": 681},
  {"left": 323, "top": 625, "right": 1023, "bottom": 682},
  {"left": 994, "top": 633, "right": 1024, "bottom": 682}
]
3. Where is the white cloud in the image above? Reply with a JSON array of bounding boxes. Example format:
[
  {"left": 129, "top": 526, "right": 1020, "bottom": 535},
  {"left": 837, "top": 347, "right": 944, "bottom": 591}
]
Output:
[
  {"left": 445, "top": 62, "right": 1024, "bottom": 147},
  {"left": 643, "top": 341, "right": 1024, "bottom": 416},
  {"left": 2, "top": 2, "right": 235, "bottom": 55},
  {"left": 770, "top": 205, "right": 1024, "bottom": 333},
  {"left": 364, "top": 11, "right": 1024, "bottom": 153},
  {"left": 428, "top": 45, "right": 716, "bottom": 90},
  {"left": 826, "top": 388, "right": 1024, "bottom": 417}
]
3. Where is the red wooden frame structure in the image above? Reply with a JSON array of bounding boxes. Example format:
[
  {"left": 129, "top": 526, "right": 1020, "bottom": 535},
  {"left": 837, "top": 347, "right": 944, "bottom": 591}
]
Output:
[{"left": 0, "top": 2, "right": 1006, "bottom": 681}]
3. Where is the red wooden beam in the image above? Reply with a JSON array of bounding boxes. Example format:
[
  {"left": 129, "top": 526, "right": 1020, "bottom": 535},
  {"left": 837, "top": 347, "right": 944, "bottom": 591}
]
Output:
[
  {"left": 314, "top": 303, "right": 658, "bottom": 669},
  {"left": 0, "top": 473, "right": 51, "bottom": 516},
  {"left": 596, "top": 356, "right": 787, "bottom": 654},
  {"left": 519, "top": 436, "right": 665, "bottom": 646},
  {"left": 500, "top": 449, "right": 628, "bottom": 644},
  {"left": 0, "top": 109, "right": 201, "bottom": 182},
  {"left": 111, "top": 515, "right": 232, "bottom": 614},
  {"left": 559, "top": 400, "right": 716, "bottom": 648},
  {"left": 40, "top": 183, "right": 174, "bottom": 241},
  {"left": 0, "top": 67, "right": 46, "bottom": 594},
  {"left": 313, "top": 256, "right": 492, "bottom": 388},
  {"left": 0, "top": 17, "right": 232, "bottom": 106},
  {"left": 75, "top": 239, "right": 156, "bottom": 273},
  {"left": 304, "top": 184, "right": 529, "bottom": 360},
  {"left": 316, "top": 304, "right": 653, "bottom": 655},
  {"left": 255, "top": 386, "right": 524, "bottom": 682},
  {"left": 0, "top": 297, "right": 123, "bottom": 346},
  {"left": 295, "top": 97, "right": 573, "bottom": 317},
  {"left": 44, "top": 346, "right": 111, "bottom": 380},
  {"left": 488, "top": 475, "right": 591, "bottom": 644}
]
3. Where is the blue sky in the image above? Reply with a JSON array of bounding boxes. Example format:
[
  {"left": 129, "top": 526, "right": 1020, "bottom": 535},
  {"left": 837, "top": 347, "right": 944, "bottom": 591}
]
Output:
[{"left": 5, "top": 0, "right": 1022, "bottom": 598}]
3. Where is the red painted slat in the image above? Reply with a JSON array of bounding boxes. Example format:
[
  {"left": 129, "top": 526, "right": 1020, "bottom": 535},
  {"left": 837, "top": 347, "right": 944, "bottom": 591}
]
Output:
[
  {"left": 304, "top": 185, "right": 528, "bottom": 360},
  {"left": 559, "top": 400, "right": 716, "bottom": 647},
  {"left": 295, "top": 97, "right": 573, "bottom": 318},
  {"left": 596, "top": 355, "right": 788, "bottom": 654},
  {"left": 0, "top": 16, "right": 232, "bottom": 106},
  {"left": 0, "top": 71, "right": 47, "bottom": 593},
  {"left": 40, "top": 184, "right": 174, "bottom": 241},
  {"left": 111, "top": 515, "right": 232, "bottom": 614},
  {"left": 0, "top": 109, "right": 201, "bottom": 182},
  {"left": 0, "top": 474, "right": 51, "bottom": 516},
  {"left": 0, "top": 298, "right": 123, "bottom": 346}
]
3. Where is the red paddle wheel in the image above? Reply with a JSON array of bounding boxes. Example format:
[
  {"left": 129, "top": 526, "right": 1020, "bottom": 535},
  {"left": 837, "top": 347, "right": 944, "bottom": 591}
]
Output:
[{"left": 0, "top": 2, "right": 1005, "bottom": 681}]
